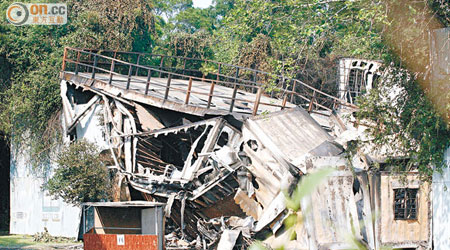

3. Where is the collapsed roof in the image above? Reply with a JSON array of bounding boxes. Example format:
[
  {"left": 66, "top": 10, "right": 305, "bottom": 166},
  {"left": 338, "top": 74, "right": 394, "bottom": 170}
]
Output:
[{"left": 60, "top": 49, "right": 430, "bottom": 249}]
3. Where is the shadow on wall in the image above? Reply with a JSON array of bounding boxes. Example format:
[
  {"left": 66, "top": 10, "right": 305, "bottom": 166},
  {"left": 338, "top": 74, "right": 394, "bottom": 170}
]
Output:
[{"left": 0, "top": 134, "right": 10, "bottom": 233}]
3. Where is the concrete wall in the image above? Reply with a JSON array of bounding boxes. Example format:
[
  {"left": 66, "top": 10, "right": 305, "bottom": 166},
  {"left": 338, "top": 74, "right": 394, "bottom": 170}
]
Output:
[
  {"left": 10, "top": 96, "right": 108, "bottom": 237},
  {"left": 9, "top": 143, "right": 81, "bottom": 237},
  {"left": 433, "top": 147, "right": 450, "bottom": 249}
]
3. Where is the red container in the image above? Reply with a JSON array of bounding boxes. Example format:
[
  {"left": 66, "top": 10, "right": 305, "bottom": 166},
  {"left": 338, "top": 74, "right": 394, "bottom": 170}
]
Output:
[{"left": 84, "top": 234, "right": 158, "bottom": 250}]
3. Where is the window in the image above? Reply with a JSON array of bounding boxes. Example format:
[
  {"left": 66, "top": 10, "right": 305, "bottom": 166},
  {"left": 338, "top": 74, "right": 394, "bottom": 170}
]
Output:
[{"left": 394, "top": 188, "right": 418, "bottom": 220}]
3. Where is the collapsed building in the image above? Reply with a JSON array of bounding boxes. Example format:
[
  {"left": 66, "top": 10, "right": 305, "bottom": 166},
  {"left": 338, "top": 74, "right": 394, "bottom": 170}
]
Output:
[{"left": 10, "top": 45, "right": 448, "bottom": 249}]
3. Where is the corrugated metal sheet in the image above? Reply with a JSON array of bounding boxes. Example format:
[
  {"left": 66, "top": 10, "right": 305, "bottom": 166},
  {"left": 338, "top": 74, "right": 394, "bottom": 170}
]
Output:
[
  {"left": 245, "top": 107, "right": 335, "bottom": 168},
  {"left": 302, "top": 171, "right": 362, "bottom": 249}
]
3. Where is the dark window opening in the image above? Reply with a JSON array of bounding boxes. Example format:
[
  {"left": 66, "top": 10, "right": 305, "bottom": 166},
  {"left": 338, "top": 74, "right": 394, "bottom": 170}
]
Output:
[
  {"left": 190, "top": 125, "right": 212, "bottom": 166},
  {"left": 0, "top": 134, "right": 10, "bottom": 233},
  {"left": 394, "top": 188, "right": 418, "bottom": 220},
  {"left": 246, "top": 140, "right": 258, "bottom": 152},
  {"left": 216, "top": 131, "right": 229, "bottom": 147}
]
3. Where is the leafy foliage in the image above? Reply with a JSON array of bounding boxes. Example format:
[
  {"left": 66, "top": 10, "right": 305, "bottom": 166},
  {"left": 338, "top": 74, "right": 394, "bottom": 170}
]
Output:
[
  {"left": 356, "top": 70, "right": 450, "bottom": 178},
  {"left": 0, "top": 0, "right": 156, "bottom": 166},
  {"left": 44, "top": 140, "right": 111, "bottom": 205},
  {"left": 285, "top": 167, "right": 335, "bottom": 212}
]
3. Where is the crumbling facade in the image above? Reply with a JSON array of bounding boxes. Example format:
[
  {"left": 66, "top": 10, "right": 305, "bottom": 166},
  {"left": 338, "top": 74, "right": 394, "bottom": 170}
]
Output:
[{"left": 11, "top": 47, "right": 440, "bottom": 249}]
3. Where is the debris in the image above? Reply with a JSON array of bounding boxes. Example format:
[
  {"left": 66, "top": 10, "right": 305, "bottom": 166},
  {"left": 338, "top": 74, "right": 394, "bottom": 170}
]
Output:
[
  {"left": 60, "top": 52, "right": 431, "bottom": 249},
  {"left": 217, "top": 230, "right": 241, "bottom": 250}
]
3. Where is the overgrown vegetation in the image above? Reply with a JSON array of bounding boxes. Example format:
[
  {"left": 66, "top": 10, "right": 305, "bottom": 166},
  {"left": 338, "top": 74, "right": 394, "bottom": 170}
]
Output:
[
  {"left": 0, "top": 0, "right": 156, "bottom": 166},
  {"left": 44, "top": 140, "right": 111, "bottom": 205},
  {"left": 356, "top": 70, "right": 450, "bottom": 179},
  {"left": 0, "top": 0, "right": 448, "bottom": 179}
]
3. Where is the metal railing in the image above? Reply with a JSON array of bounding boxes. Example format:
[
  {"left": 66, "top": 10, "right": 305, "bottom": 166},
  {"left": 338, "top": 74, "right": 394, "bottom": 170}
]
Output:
[{"left": 61, "top": 47, "right": 356, "bottom": 115}]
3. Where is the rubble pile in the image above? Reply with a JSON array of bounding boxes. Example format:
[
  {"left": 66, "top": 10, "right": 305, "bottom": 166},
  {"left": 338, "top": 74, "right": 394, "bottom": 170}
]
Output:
[
  {"left": 61, "top": 54, "right": 431, "bottom": 249},
  {"left": 62, "top": 78, "right": 372, "bottom": 249}
]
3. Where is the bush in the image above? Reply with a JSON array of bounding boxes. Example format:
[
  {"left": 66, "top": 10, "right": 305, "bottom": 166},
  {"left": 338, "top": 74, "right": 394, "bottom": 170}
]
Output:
[{"left": 44, "top": 140, "right": 111, "bottom": 205}]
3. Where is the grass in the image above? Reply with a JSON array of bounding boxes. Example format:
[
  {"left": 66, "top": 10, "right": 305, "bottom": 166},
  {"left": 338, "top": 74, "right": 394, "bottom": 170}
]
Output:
[
  {"left": 0, "top": 235, "right": 36, "bottom": 248},
  {"left": 0, "top": 235, "right": 80, "bottom": 249}
]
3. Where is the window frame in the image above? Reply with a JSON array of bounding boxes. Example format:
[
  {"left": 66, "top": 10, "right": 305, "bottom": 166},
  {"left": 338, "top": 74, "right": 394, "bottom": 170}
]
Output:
[{"left": 393, "top": 188, "right": 419, "bottom": 220}]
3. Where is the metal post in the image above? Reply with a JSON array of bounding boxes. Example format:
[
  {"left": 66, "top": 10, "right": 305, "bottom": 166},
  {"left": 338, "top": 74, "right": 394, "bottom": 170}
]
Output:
[
  {"left": 252, "top": 86, "right": 263, "bottom": 116},
  {"left": 159, "top": 56, "right": 164, "bottom": 78},
  {"left": 164, "top": 74, "right": 172, "bottom": 100},
  {"left": 109, "top": 59, "right": 115, "bottom": 85},
  {"left": 185, "top": 77, "right": 192, "bottom": 104},
  {"left": 62, "top": 47, "right": 67, "bottom": 71},
  {"left": 290, "top": 80, "right": 297, "bottom": 103},
  {"left": 207, "top": 80, "right": 215, "bottom": 109},
  {"left": 206, "top": 64, "right": 221, "bottom": 109},
  {"left": 91, "top": 54, "right": 98, "bottom": 79},
  {"left": 308, "top": 91, "right": 316, "bottom": 112},
  {"left": 182, "top": 58, "right": 187, "bottom": 78},
  {"left": 126, "top": 64, "right": 132, "bottom": 90},
  {"left": 229, "top": 68, "right": 240, "bottom": 112},
  {"left": 281, "top": 95, "right": 288, "bottom": 110},
  {"left": 145, "top": 68, "right": 152, "bottom": 95},
  {"left": 135, "top": 54, "right": 141, "bottom": 76},
  {"left": 253, "top": 71, "right": 257, "bottom": 93},
  {"left": 216, "top": 64, "right": 222, "bottom": 82},
  {"left": 74, "top": 51, "right": 80, "bottom": 75},
  {"left": 88, "top": 53, "right": 92, "bottom": 73}
]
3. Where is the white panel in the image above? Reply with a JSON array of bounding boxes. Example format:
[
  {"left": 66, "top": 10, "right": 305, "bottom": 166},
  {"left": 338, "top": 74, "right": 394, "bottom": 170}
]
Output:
[
  {"left": 433, "top": 147, "right": 450, "bottom": 249},
  {"left": 141, "top": 207, "right": 156, "bottom": 235}
]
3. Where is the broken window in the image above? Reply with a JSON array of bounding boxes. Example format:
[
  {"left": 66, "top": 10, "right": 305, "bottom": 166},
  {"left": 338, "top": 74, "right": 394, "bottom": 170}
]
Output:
[
  {"left": 338, "top": 58, "right": 382, "bottom": 104},
  {"left": 394, "top": 188, "right": 418, "bottom": 220}
]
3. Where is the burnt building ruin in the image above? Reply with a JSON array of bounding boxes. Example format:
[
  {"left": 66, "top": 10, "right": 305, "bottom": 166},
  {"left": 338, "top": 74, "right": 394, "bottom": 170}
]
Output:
[{"left": 10, "top": 47, "right": 444, "bottom": 250}]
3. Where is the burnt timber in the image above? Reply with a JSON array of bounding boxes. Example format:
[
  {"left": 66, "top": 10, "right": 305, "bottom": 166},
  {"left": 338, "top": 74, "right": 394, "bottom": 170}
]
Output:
[{"left": 60, "top": 48, "right": 433, "bottom": 250}]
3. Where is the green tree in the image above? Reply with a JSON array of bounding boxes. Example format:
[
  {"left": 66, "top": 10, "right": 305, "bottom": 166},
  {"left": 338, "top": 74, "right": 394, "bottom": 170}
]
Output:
[
  {"left": 0, "top": 0, "right": 156, "bottom": 166},
  {"left": 44, "top": 140, "right": 111, "bottom": 205}
]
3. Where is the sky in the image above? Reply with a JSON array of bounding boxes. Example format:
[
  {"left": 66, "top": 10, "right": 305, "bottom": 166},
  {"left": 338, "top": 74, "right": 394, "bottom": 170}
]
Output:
[{"left": 192, "top": 0, "right": 213, "bottom": 8}]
